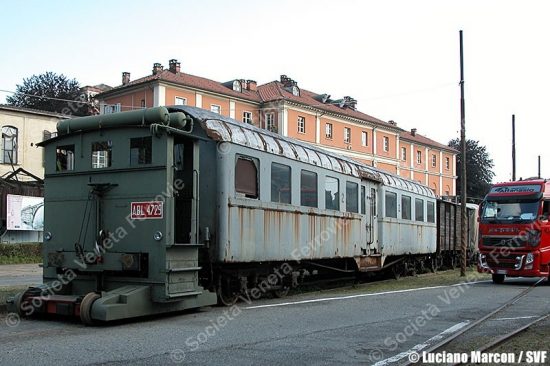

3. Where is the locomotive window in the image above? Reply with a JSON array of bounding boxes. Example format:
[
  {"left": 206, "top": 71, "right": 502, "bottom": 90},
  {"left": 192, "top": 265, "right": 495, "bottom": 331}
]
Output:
[
  {"left": 385, "top": 191, "right": 397, "bottom": 218},
  {"left": 300, "top": 170, "right": 318, "bottom": 207},
  {"left": 271, "top": 163, "right": 291, "bottom": 204},
  {"left": 91, "top": 141, "right": 112, "bottom": 169},
  {"left": 56, "top": 145, "right": 75, "bottom": 171},
  {"left": 361, "top": 186, "right": 366, "bottom": 215},
  {"left": 346, "top": 181, "right": 359, "bottom": 213},
  {"left": 130, "top": 137, "right": 152, "bottom": 165},
  {"left": 427, "top": 201, "right": 435, "bottom": 223},
  {"left": 325, "top": 176, "right": 340, "bottom": 210},
  {"left": 235, "top": 157, "right": 258, "bottom": 199},
  {"left": 415, "top": 198, "right": 425, "bottom": 221},
  {"left": 401, "top": 195, "right": 412, "bottom": 220}
]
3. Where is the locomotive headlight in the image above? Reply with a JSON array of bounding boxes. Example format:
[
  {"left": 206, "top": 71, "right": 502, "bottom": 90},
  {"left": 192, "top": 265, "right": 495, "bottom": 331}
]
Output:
[
  {"left": 153, "top": 231, "right": 163, "bottom": 241},
  {"left": 44, "top": 231, "right": 52, "bottom": 241},
  {"left": 526, "top": 253, "right": 534, "bottom": 264}
]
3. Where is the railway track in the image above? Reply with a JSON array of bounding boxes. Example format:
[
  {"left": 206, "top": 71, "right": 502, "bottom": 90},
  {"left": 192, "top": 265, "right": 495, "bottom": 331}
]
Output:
[{"left": 404, "top": 277, "right": 548, "bottom": 366}]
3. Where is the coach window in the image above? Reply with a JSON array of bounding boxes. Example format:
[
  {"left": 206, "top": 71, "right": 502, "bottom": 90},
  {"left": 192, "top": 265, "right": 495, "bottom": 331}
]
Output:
[
  {"left": 427, "top": 201, "right": 435, "bottom": 223},
  {"left": 56, "top": 145, "right": 75, "bottom": 171},
  {"left": 130, "top": 137, "right": 152, "bottom": 165},
  {"left": 91, "top": 141, "right": 112, "bottom": 169},
  {"left": 415, "top": 198, "right": 425, "bottom": 221},
  {"left": 235, "top": 156, "right": 259, "bottom": 199},
  {"left": 385, "top": 191, "right": 397, "bottom": 218},
  {"left": 346, "top": 181, "right": 359, "bottom": 213},
  {"left": 401, "top": 195, "right": 412, "bottom": 220},
  {"left": 300, "top": 170, "right": 318, "bottom": 207},
  {"left": 271, "top": 162, "right": 291, "bottom": 204},
  {"left": 325, "top": 176, "right": 339, "bottom": 210},
  {"left": 371, "top": 188, "right": 377, "bottom": 216},
  {"left": 360, "top": 186, "right": 366, "bottom": 215}
]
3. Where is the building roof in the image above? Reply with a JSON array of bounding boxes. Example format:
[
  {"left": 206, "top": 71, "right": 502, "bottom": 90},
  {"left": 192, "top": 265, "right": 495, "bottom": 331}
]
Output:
[
  {"left": 257, "top": 81, "right": 393, "bottom": 128},
  {"left": 400, "top": 130, "right": 458, "bottom": 153},
  {"left": 0, "top": 104, "right": 69, "bottom": 119},
  {"left": 99, "top": 70, "right": 262, "bottom": 103}
]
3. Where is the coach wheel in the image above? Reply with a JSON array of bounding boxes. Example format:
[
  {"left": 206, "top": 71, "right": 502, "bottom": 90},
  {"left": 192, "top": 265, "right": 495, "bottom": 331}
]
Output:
[
  {"left": 217, "top": 276, "right": 239, "bottom": 306},
  {"left": 391, "top": 263, "right": 404, "bottom": 280},
  {"left": 273, "top": 276, "right": 291, "bottom": 298},
  {"left": 492, "top": 274, "right": 505, "bottom": 284},
  {"left": 80, "top": 292, "right": 100, "bottom": 325}
]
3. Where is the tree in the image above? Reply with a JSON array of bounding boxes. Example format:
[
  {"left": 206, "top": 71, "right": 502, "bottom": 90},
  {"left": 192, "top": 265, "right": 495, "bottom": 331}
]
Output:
[
  {"left": 449, "top": 138, "right": 495, "bottom": 200},
  {"left": 6, "top": 72, "right": 91, "bottom": 116}
]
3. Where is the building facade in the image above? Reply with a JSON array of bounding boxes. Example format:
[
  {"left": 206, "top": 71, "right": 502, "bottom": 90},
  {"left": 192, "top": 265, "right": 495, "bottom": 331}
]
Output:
[
  {"left": 97, "top": 60, "right": 457, "bottom": 196},
  {"left": 0, "top": 105, "right": 65, "bottom": 180}
]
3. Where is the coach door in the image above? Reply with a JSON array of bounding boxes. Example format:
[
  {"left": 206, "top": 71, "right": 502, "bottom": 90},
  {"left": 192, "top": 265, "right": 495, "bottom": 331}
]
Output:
[{"left": 361, "top": 181, "right": 378, "bottom": 253}]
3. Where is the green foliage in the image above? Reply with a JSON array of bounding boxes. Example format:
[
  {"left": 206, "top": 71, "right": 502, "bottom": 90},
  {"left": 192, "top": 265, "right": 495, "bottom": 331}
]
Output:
[
  {"left": 6, "top": 72, "right": 91, "bottom": 116},
  {"left": 0, "top": 243, "right": 42, "bottom": 264},
  {"left": 449, "top": 138, "right": 495, "bottom": 200}
]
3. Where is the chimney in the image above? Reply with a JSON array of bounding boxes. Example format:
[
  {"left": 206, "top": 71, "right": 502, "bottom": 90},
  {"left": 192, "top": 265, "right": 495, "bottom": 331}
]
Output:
[
  {"left": 246, "top": 80, "right": 257, "bottom": 91},
  {"left": 280, "top": 75, "right": 296, "bottom": 87},
  {"left": 152, "top": 63, "right": 164, "bottom": 75},
  {"left": 122, "top": 72, "right": 130, "bottom": 85},
  {"left": 411, "top": 128, "right": 417, "bottom": 136},
  {"left": 388, "top": 120, "right": 397, "bottom": 126},
  {"left": 168, "top": 59, "right": 180, "bottom": 73}
]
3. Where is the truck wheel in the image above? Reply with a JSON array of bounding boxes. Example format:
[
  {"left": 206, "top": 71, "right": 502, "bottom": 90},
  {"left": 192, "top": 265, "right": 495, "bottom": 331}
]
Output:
[{"left": 492, "top": 274, "right": 505, "bottom": 284}]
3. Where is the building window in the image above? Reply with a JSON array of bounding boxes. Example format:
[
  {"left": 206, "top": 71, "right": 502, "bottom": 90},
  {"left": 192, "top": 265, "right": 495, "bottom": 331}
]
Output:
[
  {"left": 401, "top": 147, "right": 407, "bottom": 161},
  {"left": 297, "top": 116, "right": 306, "bottom": 133},
  {"left": 346, "top": 181, "right": 359, "bottom": 213},
  {"left": 344, "top": 127, "right": 351, "bottom": 143},
  {"left": 300, "top": 170, "right": 318, "bottom": 207},
  {"left": 271, "top": 163, "right": 291, "bottom": 204},
  {"left": 235, "top": 156, "right": 258, "bottom": 199},
  {"left": 415, "top": 198, "right": 425, "bottom": 221},
  {"left": 243, "top": 111, "right": 252, "bottom": 124},
  {"left": 431, "top": 154, "right": 437, "bottom": 168},
  {"left": 383, "top": 136, "right": 389, "bottom": 152},
  {"left": 292, "top": 85, "right": 300, "bottom": 96},
  {"left": 362, "top": 131, "right": 368, "bottom": 146},
  {"left": 325, "top": 176, "right": 340, "bottom": 210},
  {"left": 416, "top": 151, "right": 422, "bottom": 164},
  {"left": 141, "top": 99, "right": 145, "bottom": 108},
  {"left": 91, "top": 141, "right": 112, "bottom": 169},
  {"left": 445, "top": 157, "right": 450, "bottom": 170},
  {"left": 1, "top": 126, "right": 18, "bottom": 164},
  {"left": 130, "top": 137, "right": 152, "bottom": 165},
  {"left": 233, "top": 80, "right": 241, "bottom": 92},
  {"left": 211, "top": 104, "right": 221, "bottom": 114},
  {"left": 104, "top": 103, "right": 121, "bottom": 114},
  {"left": 265, "top": 113, "right": 275, "bottom": 131},
  {"left": 175, "top": 97, "right": 187, "bottom": 106},
  {"left": 325, "top": 123, "right": 333, "bottom": 139},
  {"left": 401, "top": 195, "right": 412, "bottom": 220},
  {"left": 56, "top": 145, "right": 74, "bottom": 171},
  {"left": 427, "top": 201, "right": 435, "bottom": 223},
  {"left": 385, "top": 191, "right": 397, "bottom": 218}
]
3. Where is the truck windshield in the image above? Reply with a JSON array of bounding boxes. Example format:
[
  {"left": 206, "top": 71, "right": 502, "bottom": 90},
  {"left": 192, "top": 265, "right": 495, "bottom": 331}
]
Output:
[{"left": 481, "top": 199, "right": 540, "bottom": 223}]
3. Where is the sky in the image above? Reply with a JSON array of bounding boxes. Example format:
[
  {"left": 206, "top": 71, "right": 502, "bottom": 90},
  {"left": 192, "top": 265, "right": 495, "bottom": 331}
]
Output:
[{"left": 1, "top": 0, "right": 548, "bottom": 183}]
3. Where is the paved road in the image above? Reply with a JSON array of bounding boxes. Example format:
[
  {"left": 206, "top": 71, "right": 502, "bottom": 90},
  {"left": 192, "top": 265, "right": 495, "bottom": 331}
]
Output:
[
  {"left": 0, "top": 264, "right": 42, "bottom": 287},
  {"left": 0, "top": 277, "right": 548, "bottom": 366}
]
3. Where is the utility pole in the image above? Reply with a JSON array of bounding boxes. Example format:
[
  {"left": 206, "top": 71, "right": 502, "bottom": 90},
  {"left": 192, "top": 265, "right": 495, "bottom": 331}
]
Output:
[
  {"left": 512, "top": 115, "right": 516, "bottom": 181},
  {"left": 459, "top": 30, "right": 467, "bottom": 277}
]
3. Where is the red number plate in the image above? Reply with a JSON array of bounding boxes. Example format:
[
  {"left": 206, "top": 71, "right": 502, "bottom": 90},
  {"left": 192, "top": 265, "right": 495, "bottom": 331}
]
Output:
[{"left": 130, "top": 201, "right": 163, "bottom": 219}]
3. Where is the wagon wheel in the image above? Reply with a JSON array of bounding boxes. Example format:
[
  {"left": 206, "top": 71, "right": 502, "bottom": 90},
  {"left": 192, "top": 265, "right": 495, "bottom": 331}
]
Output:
[
  {"left": 391, "top": 263, "right": 404, "bottom": 280},
  {"left": 217, "top": 276, "right": 240, "bottom": 306},
  {"left": 80, "top": 292, "right": 100, "bottom": 325},
  {"left": 272, "top": 275, "right": 291, "bottom": 298}
]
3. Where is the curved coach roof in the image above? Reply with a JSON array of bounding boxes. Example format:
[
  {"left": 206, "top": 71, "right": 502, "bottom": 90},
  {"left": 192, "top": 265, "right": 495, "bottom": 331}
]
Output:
[{"left": 170, "top": 105, "right": 435, "bottom": 198}]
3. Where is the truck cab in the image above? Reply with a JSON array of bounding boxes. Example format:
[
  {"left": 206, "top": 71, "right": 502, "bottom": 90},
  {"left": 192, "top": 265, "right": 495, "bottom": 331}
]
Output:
[{"left": 478, "top": 179, "right": 550, "bottom": 283}]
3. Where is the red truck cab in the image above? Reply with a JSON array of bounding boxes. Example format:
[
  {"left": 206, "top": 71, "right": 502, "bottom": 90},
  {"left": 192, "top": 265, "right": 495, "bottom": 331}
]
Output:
[{"left": 478, "top": 179, "right": 550, "bottom": 283}]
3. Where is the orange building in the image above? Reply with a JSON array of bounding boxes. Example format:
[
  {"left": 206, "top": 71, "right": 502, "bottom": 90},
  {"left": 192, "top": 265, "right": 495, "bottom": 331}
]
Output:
[{"left": 97, "top": 60, "right": 457, "bottom": 196}]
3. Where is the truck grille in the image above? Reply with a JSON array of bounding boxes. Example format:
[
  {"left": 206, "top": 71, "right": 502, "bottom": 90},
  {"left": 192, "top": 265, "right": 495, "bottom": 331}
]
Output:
[
  {"left": 486, "top": 253, "right": 524, "bottom": 269},
  {"left": 483, "top": 236, "right": 525, "bottom": 248}
]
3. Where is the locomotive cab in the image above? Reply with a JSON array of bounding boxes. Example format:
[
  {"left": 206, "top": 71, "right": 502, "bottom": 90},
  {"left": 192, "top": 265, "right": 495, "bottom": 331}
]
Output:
[{"left": 9, "top": 107, "right": 216, "bottom": 323}]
